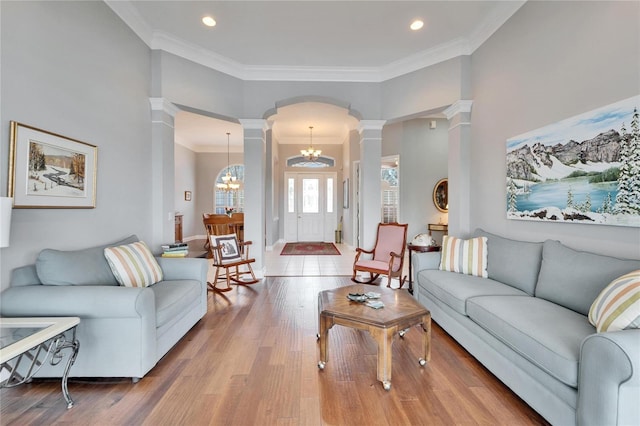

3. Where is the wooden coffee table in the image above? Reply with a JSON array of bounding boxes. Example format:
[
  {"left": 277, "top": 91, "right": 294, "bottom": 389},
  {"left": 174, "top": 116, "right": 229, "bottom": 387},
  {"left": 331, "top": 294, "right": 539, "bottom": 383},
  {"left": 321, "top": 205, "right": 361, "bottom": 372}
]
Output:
[{"left": 317, "top": 284, "right": 431, "bottom": 390}]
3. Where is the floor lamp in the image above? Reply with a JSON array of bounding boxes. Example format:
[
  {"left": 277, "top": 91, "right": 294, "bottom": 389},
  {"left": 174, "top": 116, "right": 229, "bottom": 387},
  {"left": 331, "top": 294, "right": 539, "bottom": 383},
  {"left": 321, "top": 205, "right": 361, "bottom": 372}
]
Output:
[{"left": 1, "top": 197, "right": 12, "bottom": 248}]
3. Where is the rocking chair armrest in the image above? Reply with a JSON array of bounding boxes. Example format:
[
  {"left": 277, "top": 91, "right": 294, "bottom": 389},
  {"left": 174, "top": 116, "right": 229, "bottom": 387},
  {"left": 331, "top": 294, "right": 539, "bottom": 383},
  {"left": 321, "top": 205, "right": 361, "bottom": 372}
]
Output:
[
  {"left": 389, "top": 251, "right": 402, "bottom": 258},
  {"left": 354, "top": 247, "right": 373, "bottom": 262}
]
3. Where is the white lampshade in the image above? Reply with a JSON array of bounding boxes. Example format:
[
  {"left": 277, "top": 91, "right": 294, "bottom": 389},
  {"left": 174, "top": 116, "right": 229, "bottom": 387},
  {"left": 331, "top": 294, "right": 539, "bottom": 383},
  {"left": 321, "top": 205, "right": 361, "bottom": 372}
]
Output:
[{"left": 1, "top": 197, "right": 13, "bottom": 248}]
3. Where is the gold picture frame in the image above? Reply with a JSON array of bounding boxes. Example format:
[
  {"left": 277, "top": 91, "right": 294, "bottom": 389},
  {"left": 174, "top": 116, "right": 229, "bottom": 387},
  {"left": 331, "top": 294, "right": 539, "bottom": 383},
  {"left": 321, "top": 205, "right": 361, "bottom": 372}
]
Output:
[
  {"left": 9, "top": 121, "right": 97, "bottom": 208},
  {"left": 433, "top": 178, "right": 448, "bottom": 212}
]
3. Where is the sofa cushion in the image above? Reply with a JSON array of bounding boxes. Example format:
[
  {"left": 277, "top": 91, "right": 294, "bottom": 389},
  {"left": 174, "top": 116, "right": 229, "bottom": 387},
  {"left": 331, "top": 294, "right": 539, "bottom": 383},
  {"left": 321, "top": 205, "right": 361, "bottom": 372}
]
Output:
[
  {"left": 418, "top": 269, "right": 527, "bottom": 315},
  {"left": 36, "top": 235, "right": 139, "bottom": 286},
  {"left": 439, "top": 235, "right": 488, "bottom": 278},
  {"left": 589, "top": 270, "right": 640, "bottom": 333},
  {"left": 104, "top": 241, "right": 163, "bottom": 288},
  {"left": 152, "top": 280, "right": 202, "bottom": 328},
  {"left": 473, "top": 229, "right": 543, "bottom": 295},
  {"left": 467, "top": 295, "right": 595, "bottom": 388},
  {"left": 535, "top": 240, "right": 640, "bottom": 315}
]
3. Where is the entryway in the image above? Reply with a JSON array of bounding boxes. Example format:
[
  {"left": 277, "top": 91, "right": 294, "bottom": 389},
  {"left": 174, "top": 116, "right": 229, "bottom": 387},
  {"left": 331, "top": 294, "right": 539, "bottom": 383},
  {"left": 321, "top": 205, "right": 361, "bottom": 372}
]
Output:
[{"left": 283, "top": 172, "right": 337, "bottom": 242}]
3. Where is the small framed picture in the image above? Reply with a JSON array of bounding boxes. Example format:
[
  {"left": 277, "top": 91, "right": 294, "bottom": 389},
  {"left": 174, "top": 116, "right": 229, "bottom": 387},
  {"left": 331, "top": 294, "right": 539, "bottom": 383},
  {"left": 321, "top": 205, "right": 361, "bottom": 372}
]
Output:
[
  {"left": 184, "top": 191, "right": 192, "bottom": 201},
  {"left": 9, "top": 121, "right": 97, "bottom": 208}
]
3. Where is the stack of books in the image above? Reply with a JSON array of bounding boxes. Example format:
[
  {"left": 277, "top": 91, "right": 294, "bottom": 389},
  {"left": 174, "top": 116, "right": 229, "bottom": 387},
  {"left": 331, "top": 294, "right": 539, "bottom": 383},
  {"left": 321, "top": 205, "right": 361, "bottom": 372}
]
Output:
[{"left": 161, "top": 242, "right": 188, "bottom": 258}]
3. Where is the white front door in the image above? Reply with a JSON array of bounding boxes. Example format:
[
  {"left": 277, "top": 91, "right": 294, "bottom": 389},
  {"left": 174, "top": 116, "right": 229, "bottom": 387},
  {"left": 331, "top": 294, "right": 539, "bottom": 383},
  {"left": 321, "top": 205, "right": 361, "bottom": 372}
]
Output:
[
  {"left": 298, "top": 176, "right": 323, "bottom": 241},
  {"left": 284, "top": 172, "right": 337, "bottom": 242}
]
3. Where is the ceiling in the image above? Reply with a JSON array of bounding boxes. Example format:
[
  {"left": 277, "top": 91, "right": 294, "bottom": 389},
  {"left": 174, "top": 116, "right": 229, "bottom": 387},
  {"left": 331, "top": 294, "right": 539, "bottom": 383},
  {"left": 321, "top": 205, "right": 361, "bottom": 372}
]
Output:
[{"left": 106, "top": 1, "right": 525, "bottom": 151}]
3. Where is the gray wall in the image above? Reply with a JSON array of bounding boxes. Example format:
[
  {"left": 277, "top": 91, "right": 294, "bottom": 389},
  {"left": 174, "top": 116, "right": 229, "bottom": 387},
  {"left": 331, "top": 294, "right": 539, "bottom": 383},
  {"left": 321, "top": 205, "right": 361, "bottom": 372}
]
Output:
[
  {"left": 0, "top": 1, "right": 151, "bottom": 289},
  {"left": 469, "top": 0, "right": 640, "bottom": 259},
  {"left": 401, "top": 119, "right": 449, "bottom": 242},
  {"left": 174, "top": 143, "right": 197, "bottom": 238}
]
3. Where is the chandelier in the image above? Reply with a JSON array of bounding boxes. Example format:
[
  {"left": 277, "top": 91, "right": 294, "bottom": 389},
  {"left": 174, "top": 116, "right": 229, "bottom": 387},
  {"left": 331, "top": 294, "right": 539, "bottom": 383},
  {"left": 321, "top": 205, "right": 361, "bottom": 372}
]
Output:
[
  {"left": 216, "top": 132, "right": 240, "bottom": 192},
  {"left": 301, "top": 126, "right": 321, "bottom": 162}
]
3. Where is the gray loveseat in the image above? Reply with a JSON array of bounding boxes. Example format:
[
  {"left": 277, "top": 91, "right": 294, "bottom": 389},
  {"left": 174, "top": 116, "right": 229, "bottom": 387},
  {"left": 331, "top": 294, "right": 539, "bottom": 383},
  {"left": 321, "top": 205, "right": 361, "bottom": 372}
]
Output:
[
  {"left": 0, "top": 235, "right": 208, "bottom": 381},
  {"left": 413, "top": 229, "right": 639, "bottom": 426}
]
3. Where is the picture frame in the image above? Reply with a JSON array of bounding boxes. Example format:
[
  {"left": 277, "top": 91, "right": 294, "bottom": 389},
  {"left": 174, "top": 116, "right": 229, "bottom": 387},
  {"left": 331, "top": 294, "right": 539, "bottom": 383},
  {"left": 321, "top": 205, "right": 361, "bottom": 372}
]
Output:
[
  {"left": 343, "top": 179, "right": 349, "bottom": 209},
  {"left": 210, "top": 234, "right": 241, "bottom": 262},
  {"left": 184, "top": 191, "right": 192, "bottom": 201},
  {"left": 9, "top": 121, "right": 97, "bottom": 208}
]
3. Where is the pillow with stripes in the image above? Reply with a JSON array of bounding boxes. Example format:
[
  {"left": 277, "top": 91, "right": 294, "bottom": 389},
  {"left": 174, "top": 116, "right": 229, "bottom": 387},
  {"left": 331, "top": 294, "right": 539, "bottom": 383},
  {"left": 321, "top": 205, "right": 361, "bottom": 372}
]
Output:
[
  {"left": 439, "top": 235, "right": 488, "bottom": 278},
  {"left": 589, "top": 270, "right": 640, "bottom": 333},
  {"left": 104, "top": 241, "right": 163, "bottom": 287}
]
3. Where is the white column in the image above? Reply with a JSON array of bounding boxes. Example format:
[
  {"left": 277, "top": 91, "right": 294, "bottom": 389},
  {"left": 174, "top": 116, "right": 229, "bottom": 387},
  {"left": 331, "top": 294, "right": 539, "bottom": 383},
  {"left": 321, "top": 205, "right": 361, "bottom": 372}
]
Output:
[
  {"left": 149, "top": 98, "right": 180, "bottom": 250},
  {"left": 358, "top": 120, "right": 386, "bottom": 249},
  {"left": 239, "top": 119, "right": 268, "bottom": 277},
  {"left": 444, "top": 100, "right": 473, "bottom": 237}
]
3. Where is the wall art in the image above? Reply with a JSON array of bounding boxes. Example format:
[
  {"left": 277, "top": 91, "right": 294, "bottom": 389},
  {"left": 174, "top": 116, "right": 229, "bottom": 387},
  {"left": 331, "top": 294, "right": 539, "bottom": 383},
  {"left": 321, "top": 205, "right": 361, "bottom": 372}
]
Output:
[
  {"left": 9, "top": 121, "right": 97, "bottom": 208},
  {"left": 506, "top": 96, "right": 639, "bottom": 227}
]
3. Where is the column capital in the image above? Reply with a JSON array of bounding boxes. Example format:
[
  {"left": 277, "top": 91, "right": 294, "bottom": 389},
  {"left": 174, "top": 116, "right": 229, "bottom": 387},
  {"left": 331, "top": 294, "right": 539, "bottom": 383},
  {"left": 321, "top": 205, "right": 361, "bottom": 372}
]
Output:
[
  {"left": 443, "top": 100, "right": 473, "bottom": 121},
  {"left": 239, "top": 119, "right": 270, "bottom": 132},
  {"left": 357, "top": 120, "right": 386, "bottom": 134},
  {"left": 149, "top": 97, "right": 180, "bottom": 117}
]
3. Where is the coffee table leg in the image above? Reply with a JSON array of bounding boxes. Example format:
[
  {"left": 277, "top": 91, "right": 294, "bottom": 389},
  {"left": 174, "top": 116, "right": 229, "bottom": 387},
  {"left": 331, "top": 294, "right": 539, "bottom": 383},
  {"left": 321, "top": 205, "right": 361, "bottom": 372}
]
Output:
[
  {"left": 370, "top": 326, "right": 394, "bottom": 390},
  {"left": 317, "top": 313, "right": 332, "bottom": 370},
  {"left": 419, "top": 313, "right": 431, "bottom": 366}
]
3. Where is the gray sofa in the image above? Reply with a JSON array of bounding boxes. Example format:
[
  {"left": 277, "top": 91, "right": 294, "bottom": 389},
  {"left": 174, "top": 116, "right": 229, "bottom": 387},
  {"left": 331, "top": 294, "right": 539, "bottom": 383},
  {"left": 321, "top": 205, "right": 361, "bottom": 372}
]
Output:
[
  {"left": 413, "top": 229, "right": 640, "bottom": 426},
  {"left": 0, "top": 235, "right": 208, "bottom": 380}
]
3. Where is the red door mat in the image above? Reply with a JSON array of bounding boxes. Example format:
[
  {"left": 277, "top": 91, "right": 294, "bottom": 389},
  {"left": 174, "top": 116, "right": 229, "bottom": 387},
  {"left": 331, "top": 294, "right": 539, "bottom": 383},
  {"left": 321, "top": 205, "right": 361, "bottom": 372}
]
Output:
[{"left": 280, "top": 242, "right": 341, "bottom": 256}]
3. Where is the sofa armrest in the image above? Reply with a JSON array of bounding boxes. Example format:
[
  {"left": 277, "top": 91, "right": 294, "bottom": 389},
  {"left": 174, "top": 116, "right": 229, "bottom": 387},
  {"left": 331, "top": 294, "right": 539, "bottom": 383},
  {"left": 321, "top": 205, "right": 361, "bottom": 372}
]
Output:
[
  {"left": 156, "top": 257, "right": 208, "bottom": 283},
  {"left": 0, "top": 285, "right": 154, "bottom": 319},
  {"left": 578, "top": 329, "right": 640, "bottom": 426},
  {"left": 412, "top": 251, "right": 441, "bottom": 272}
]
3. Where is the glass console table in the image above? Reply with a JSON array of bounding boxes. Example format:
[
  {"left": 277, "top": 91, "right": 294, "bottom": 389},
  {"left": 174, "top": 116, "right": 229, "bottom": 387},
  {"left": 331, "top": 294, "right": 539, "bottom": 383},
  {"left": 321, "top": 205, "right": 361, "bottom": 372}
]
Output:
[{"left": 0, "top": 317, "right": 80, "bottom": 408}]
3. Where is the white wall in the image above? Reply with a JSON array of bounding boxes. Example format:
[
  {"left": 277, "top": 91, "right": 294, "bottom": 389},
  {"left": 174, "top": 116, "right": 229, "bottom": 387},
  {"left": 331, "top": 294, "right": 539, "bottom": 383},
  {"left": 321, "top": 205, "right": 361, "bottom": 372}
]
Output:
[
  {"left": 470, "top": 1, "right": 640, "bottom": 259},
  {"left": 0, "top": 1, "right": 152, "bottom": 289}
]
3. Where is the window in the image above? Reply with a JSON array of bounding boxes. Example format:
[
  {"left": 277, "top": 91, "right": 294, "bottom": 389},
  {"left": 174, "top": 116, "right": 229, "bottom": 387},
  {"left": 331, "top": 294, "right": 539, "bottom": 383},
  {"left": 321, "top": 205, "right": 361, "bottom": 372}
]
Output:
[
  {"left": 381, "top": 164, "right": 399, "bottom": 223},
  {"left": 214, "top": 165, "right": 244, "bottom": 214},
  {"left": 326, "top": 178, "right": 334, "bottom": 213},
  {"left": 287, "top": 156, "right": 335, "bottom": 168}
]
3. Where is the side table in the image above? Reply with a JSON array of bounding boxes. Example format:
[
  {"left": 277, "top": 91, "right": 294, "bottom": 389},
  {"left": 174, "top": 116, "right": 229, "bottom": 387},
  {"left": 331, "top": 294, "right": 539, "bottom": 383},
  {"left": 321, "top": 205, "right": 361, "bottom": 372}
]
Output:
[
  {"left": 407, "top": 244, "right": 441, "bottom": 295},
  {"left": 0, "top": 317, "right": 80, "bottom": 408}
]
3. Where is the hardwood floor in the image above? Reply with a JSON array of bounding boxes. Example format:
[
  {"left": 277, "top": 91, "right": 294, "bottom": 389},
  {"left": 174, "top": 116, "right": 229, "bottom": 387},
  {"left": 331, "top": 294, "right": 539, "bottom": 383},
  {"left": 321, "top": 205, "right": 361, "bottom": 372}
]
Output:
[{"left": 1, "top": 277, "right": 549, "bottom": 425}]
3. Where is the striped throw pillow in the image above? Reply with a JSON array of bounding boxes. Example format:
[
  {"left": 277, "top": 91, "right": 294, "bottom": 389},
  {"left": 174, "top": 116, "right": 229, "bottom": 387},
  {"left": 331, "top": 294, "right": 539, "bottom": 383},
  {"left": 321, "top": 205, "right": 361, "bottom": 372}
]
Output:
[
  {"left": 439, "top": 235, "right": 488, "bottom": 278},
  {"left": 588, "top": 270, "right": 640, "bottom": 333},
  {"left": 104, "top": 241, "right": 163, "bottom": 287}
]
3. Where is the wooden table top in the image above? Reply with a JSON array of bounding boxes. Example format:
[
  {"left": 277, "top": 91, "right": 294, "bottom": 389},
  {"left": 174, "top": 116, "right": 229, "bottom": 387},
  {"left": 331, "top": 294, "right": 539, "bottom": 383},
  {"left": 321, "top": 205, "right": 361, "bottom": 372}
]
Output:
[{"left": 318, "top": 284, "right": 429, "bottom": 328}]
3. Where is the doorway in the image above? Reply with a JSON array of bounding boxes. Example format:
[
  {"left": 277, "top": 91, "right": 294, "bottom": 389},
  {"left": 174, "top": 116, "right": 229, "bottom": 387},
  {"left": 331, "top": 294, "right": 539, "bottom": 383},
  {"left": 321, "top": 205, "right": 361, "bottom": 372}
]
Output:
[{"left": 284, "top": 172, "right": 337, "bottom": 242}]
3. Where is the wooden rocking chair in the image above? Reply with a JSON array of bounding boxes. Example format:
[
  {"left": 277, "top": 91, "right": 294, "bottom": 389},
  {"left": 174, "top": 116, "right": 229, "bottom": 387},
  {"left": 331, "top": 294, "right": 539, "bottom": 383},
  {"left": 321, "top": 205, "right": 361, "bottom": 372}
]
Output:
[
  {"left": 203, "top": 215, "right": 259, "bottom": 292},
  {"left": 351, "top": 222, "right": 408, "bottom": 288}
]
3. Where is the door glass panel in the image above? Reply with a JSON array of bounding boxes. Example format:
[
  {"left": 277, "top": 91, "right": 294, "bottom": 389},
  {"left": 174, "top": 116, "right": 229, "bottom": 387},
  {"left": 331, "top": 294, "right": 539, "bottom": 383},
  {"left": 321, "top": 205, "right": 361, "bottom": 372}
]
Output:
[
  {"left": 302, "top": 178, "right": 319, "bottom": 213},
  {"left": 288, "top": 178, "right": 295, "bottom": 213},
  {"left": 326, "top": 178, "right": 333, "bottom": 213}
]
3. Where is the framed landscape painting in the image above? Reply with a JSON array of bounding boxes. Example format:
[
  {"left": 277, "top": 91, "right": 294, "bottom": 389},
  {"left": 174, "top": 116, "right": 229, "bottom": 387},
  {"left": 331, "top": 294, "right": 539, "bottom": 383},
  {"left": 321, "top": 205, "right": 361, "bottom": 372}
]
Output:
[
  {"left": 506, "top": 96, "right": 639, "bottom": 228},
  {"left": 9, "top": 122, "right": 97, "bottom": 208}
]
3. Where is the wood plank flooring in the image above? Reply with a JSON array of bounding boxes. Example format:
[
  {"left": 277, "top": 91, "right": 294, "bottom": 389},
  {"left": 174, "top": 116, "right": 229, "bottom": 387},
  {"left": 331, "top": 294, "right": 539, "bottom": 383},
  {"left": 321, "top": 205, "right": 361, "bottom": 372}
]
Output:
[{"left": 0, "top": 277, "right": 549, "bottom": 425}]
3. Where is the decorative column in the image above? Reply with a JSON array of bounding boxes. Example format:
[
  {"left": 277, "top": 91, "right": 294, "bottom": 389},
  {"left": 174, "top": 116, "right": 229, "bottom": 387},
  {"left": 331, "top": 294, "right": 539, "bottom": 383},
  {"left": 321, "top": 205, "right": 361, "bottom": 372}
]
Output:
[
  {"left": 443, "top": 100, "right": 473, "bottom": 237},
  {"left": 358, "top": 120, "right": 386, "bottom": 250},
  {"left": 149, "top": 97, "right": 180, "bottom": 250},
  {"left": 239, "top": 119, "right": 268, "bottom": 277}
]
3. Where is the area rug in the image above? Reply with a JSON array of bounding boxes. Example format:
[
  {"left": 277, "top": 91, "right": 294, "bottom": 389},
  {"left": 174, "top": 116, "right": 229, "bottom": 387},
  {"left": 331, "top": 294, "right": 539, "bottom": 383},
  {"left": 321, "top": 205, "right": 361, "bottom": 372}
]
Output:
[{"left": 280, "top": 242, "right": 340, "bottom": 256}]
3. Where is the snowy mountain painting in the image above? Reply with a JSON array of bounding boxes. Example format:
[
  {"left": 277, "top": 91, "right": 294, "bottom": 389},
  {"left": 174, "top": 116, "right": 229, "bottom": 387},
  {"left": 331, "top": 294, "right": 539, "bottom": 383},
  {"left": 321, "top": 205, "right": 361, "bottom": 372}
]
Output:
[{"left": 506, "top": 96, "right": 640, "bottom": 228}]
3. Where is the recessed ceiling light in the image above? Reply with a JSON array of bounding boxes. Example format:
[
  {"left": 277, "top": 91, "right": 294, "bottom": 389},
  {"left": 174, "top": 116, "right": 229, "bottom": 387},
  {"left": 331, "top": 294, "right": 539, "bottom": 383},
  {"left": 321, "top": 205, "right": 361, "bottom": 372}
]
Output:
[
  {"left": 202, "top": 16, "right": 216, "bottom": 27},
  {"left": 410, "top": 20, "right": 424, "bottom": 31}
]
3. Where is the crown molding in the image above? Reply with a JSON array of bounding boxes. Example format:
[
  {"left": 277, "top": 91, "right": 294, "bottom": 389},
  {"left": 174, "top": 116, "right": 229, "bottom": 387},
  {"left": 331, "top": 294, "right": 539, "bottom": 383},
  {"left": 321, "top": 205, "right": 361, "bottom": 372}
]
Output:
[
  {"left": 467, "top": 1, "right": 527, "bottom": 52},
  {"left": 443, "top": 100, "right": 474, "bottom": 120},
  {"left": 104, "top": 0, "right": 153, "bottom": 45},
  {"left": 106, "top": 1, "right": 526, "bottom": 83}
]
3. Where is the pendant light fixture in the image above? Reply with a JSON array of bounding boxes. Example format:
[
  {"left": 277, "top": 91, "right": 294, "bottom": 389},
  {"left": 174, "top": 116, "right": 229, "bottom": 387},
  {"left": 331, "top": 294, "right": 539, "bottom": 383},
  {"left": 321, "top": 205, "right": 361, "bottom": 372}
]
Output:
[
  {"left": 301, "top": 126, "right": 321, "bottom": 162},
  {"left": 217, "top": 132, "right": 240, "bottom": 192}
]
